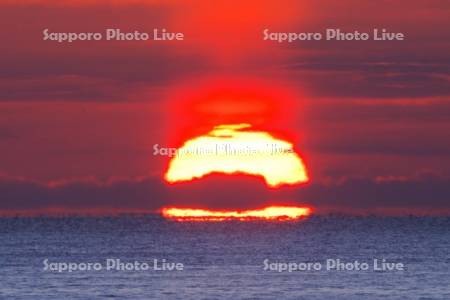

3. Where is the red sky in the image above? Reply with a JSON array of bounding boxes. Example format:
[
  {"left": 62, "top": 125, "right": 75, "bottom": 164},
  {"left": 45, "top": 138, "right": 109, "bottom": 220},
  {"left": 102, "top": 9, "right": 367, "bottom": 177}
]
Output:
[{"left": 0, "top": 0, "right": 449, "bottom": 215}]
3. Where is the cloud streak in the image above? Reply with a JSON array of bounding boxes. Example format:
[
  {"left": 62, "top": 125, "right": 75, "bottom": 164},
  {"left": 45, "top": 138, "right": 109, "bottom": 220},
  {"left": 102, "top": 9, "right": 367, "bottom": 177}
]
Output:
[{"left": 1, "top": 173, "right": 449, "bottom": 216}]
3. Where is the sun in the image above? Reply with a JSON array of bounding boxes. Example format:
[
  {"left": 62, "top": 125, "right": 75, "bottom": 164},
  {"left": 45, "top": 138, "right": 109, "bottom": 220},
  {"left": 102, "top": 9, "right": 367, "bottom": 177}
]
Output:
[
  {"left": 162, "top": 206, "right": 312, "bottom": 222},
  {"left": 164, "top": 123, "right": 309, "bottom": 187}
]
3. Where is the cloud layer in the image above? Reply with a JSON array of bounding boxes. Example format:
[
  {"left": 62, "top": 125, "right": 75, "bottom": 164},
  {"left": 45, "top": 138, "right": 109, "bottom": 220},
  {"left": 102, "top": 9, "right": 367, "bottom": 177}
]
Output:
[{"left": 1, "top": 173, "right": 449, "bottom": 216}]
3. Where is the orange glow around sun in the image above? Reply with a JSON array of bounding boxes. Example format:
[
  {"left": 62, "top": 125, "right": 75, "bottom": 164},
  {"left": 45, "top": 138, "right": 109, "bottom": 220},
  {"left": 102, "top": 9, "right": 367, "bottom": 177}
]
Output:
[
  {"left": 164, "top": 123, "right": 309, "bottom": 187},
  {"left": 162, "top": 206, "right": 312, "bottom": 222}
]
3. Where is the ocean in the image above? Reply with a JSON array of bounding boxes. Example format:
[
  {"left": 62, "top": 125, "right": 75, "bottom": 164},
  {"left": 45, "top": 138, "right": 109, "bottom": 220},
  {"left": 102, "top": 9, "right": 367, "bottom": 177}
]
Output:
[{"left": 1, "top": 216, "right": 449, "bottom": 299}]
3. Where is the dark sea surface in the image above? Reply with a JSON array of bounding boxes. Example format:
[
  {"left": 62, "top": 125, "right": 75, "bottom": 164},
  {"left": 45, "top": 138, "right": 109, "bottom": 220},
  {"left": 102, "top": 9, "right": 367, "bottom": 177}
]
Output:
[{"left": 1, "top": 216, "right": 449, "bottom": 299}]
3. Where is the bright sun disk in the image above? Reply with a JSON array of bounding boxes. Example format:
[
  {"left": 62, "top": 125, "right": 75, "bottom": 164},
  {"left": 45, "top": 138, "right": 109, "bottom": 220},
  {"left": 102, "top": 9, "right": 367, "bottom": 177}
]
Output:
[
  {"left": 165, "top": 124, "right": 308, "bottom": 187},
  {"left": 162, "top": 206, "right": 312, "bottom": 221}
]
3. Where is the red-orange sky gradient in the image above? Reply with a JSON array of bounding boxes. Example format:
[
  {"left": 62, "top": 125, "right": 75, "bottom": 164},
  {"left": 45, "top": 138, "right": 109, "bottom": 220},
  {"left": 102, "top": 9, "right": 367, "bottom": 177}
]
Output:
[{"left": 0, "top": 0, "right": 450, "bottom": 215}]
